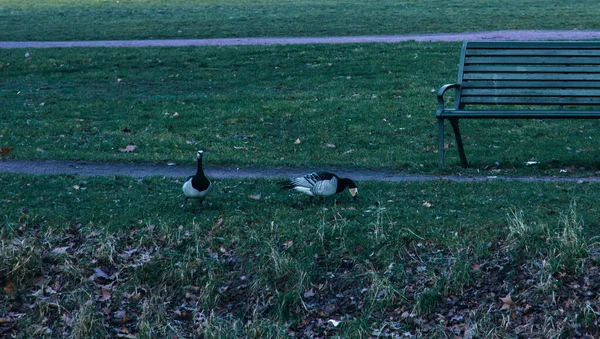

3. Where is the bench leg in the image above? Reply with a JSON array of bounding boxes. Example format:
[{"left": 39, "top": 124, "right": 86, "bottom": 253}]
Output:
[
  {"left": 449, "top": 118, "right": 469, "bottom": 168},
  {"left": 438, "top": 119, "right": 445, "bottom": 168}
]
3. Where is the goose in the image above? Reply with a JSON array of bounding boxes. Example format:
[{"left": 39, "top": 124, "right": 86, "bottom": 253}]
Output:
[
  {"left": 182, "top": 150, "right": 213, "bottom": 207},
  {"left": 279, "top": 171, "right": 358, "bottom": 200}
]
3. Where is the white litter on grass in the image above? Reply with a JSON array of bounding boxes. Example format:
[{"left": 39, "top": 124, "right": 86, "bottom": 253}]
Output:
[
  {"left": 525, "top": 161, "right": 539, "bottom": 166},
  {"left": 328, "top": 319, "right": 342, "bottom": 327}
]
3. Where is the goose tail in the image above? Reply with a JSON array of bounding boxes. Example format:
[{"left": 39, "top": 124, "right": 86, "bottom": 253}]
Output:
[{"left": 278, "top": 180, "right": 295, "bottom": 190}]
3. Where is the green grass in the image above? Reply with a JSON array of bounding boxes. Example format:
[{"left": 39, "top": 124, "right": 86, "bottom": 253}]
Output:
[
  {"left": 1, "top": 0, "right": 600, "bottom": 41},
  {"left": 4, "top": 42, "right": 600, "bottom": 174},
  {"left": 1, "top": 172, "right": 600, "bottom": 337}
]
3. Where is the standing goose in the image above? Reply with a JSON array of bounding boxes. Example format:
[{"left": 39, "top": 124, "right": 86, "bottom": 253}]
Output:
[
  {"left": 182, "top": 150, "right": 213, "bottom": 208},
  {"left": 279, "top": 171, "right": 358, "bottom": 200}
]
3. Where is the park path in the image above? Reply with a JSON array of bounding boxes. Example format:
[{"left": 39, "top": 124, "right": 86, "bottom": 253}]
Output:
[
  {"left": 2, "top": 30, "right": 600, "bottom": 182},
  {"left": 2, "top": 30, "right": 600, "bottom": 49},
  {"left": 1, "top": 159, "right": 599, "bottom": 183}
]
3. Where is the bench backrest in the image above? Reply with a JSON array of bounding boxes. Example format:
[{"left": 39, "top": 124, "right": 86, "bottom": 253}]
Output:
[{"left": 457, "top": 41, "right": 600, "bottom": 108}]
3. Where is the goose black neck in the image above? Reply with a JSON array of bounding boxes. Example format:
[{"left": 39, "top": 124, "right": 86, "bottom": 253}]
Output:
[
  {"left": 337, "top": 178, "right": 356, "bottom": 193},
  {"left": 196, "top": 157, "right": 204, "bottom": 175}
]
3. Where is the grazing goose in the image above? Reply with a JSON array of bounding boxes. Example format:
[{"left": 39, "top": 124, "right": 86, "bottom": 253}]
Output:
[
  {"left": 182, "top": 150, "right": 213, "bottom": 207},
  {"left": 279, "top": 171, "right": 358, "bottom": 200}
]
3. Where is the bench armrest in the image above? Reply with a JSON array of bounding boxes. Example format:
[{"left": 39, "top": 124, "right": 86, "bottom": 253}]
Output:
[{"left": 436, "top": 83, "right": 461, "bottom": 116}]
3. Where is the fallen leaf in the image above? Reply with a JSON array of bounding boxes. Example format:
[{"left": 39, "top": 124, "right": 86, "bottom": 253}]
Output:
[
  {"left": 0, "top": 146, "right": 12, "bottom": 157},
  {"left": 118, "top": 145, "right": 136, "bottom": 153},
  {"left": 248, "top": 193, "right": 261, "bottom": 200},
  {"left": 0, "top": 317, "right": 13, "bottom": 324},
  {"left": 36, "top": 147, "right": 45, "bottom": 153},
  {"left": 422, "top": 201, "right": 433, "bottom": 208},
  {"left": 282, "top": 240, "right": 293, "bottom": 249},
  {"left": 100, "top": 288, "right": 112, "bottom": 301},
  {"left": 500, "top": 293, "right": 513, "bottom": 310},
  {"left": 294, "top": 138, "right": 301, "bottom": 145},
  {"left": 91, "top": 267, "right": 114, "bottom": 281},
  {"left": 3, "top": 282, "right": 15, "bottom": 296},
  {"left": 303, "top": 289, "right": 315, "bottom": 298},
  {"left": 326, "top": 143, "right": 336, "bottom": 148},
  {"left": 114, "top": 310, "right": 127, "bottom": 319},
  {"left": 52, "top": 246, "right": 70, "bottom": 254}
]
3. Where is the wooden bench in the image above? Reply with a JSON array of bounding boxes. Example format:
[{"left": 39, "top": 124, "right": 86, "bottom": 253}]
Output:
[{"left": 436, "top": 41, "right": 600, "bottom": 168}]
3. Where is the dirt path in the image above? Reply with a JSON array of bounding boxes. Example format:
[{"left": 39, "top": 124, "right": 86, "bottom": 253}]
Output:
[
  {"left": 2, "top": 30, "right": 600, "bottom": 49},
  {"left": 2, "top": 159, "right": 599, "bottom": 183}
]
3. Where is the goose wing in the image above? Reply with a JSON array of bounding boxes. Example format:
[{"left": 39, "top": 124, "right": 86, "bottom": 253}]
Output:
[{"left": 310, "top": 172, "right": 338, "bottom": 196}]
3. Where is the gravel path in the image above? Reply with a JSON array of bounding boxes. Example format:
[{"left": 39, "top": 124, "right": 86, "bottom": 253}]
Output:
[
  {"left": 2, "top": 30, "right": 600, "bottom": 49},
  {"left": 2, "top": 159, "right": 599, "bottom": 183}
]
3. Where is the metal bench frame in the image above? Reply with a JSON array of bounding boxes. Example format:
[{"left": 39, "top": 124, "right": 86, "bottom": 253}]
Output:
[{"left": 436, "top": 41, "right": 600, "bottom": 168}]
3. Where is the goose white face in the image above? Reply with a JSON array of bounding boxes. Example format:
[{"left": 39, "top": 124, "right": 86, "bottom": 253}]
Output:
[
  {"left": 349, "top": 188, "right": 358, "bottom": 198},
  {"left": 197, "top": 150, "right": 203, "bottom": 159}
]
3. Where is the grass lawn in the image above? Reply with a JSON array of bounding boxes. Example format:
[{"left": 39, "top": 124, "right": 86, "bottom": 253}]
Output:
[
  {"left": 3, "top": 42, "right": 600, "bottom": 175},
  {"left": 1, "top": 0, "right": 600, "bottom": 41},
  {"left": 3, "top": 1, "right": 600, "bottom": 337},
  {"left": 1, "top": 172, "right": 599, "bottom": 337}
]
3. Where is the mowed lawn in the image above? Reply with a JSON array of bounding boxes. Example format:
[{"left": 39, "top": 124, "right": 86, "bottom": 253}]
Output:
[
  {"left": 3, "top": 42, "right": 600, "bottom": 174},
  {"left": 1, "top": 0, "right": 600, "bottom": 41}
]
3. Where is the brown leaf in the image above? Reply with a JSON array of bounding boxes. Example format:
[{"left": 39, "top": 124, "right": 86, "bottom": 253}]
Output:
[
  {"left": 0, "top": 317, "right": 13, "bottom": 324},
  {"left": 0, "top": 146, "right": 12, "bottom": 156},
  {"left": 100, "top": 288, "right": 112, "bottom": 301},
  {"left": 500, "top": 293, "right": 513, "bottom": 310},
  {"left": 3, "top": 282, "right": 15, "bottom": 296},
  {"left": 118, "top": 145, "right": 136, "bottom": 153}
]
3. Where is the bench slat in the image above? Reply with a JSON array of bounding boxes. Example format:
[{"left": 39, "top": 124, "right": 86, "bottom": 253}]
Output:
[
  {"left": 439, "top": 110, "right": 600, "bottom": 118},
  {"left": 461, "top": 81, "right": 600, "bottom": 88},
  {"left": 464, "top": 65, "right": 600, "bottom": 73},
  {"left": 465, "top": 41, "right": 600, "bottom": 49},
  {"left": 460, "top": 96, "right": 600, "bottom": 105},
  {"left": 467, "top": 49, "right": 600, "bottom": 57},
  {"left": 464, "top": 56, "right": 600, "bottom": 64},
  {"left": 463, "top": 73, "right": 600, "bottom": 81},
  {"left": 462, "top": 88, "right": 600, "bottom": 97}
]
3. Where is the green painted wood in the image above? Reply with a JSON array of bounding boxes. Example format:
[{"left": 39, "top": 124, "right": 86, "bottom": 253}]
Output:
[
  {"left": 460, "top": 96, "right": 600, "bottom": 105},
  {"left": 463, "top": 73, "right": 600, "bottom": 81},
  {"left": 461, "top": 81, "right": 600, "bottom": 88},
  {"left": 466, "top": 41, "right": 600, "bottom": 49},
  {"left": 438, "top": 109, "right": 600, "bottom": 118},
  {"left": 436, "top": 41, "right": 600, "bottom": 168},
  {"left": 467, "top": 49, "right": 600, "bottom": 57},
  {"left": 461, "top": 89, "right": 600, "bottom": 97},
  {"left": 464, "top": 56, "right": 600, "bottom": 64},
  {"left": 463, "top": 65, "right": 600, "bottom": 73}
]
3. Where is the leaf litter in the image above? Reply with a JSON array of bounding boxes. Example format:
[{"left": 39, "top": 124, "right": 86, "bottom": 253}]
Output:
[{"left": 2, "top": 214, "right": 600, "bottom": 337}]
